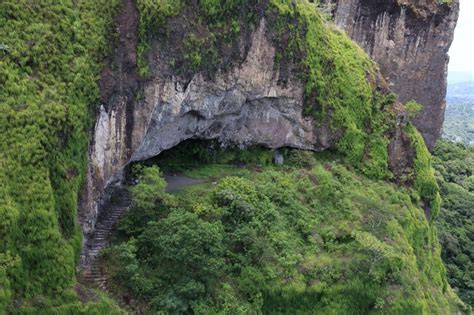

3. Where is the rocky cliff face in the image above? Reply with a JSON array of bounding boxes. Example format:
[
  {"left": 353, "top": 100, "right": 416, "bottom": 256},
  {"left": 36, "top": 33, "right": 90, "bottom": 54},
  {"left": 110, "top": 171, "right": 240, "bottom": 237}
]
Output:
[
  {"left": 79, "top": 17, "right": 338, "bottom": 234},
  {"left": 79, "top": 0, "right": 458, "bottom": 236},
  {"left": 322, "top": 0, "right": 459, "bottom": 149}
]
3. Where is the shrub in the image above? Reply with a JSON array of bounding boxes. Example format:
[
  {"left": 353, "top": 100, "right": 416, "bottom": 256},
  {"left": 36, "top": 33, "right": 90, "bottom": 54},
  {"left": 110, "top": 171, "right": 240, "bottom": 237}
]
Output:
[
  {"left": 407, "top": 124, "right": 441, "bottom": 220},
  {"left": 137, "top": 210, "right": 225, "bottom": 313},
  {"left": 130, "top": 166, "right": 167, "bottom": 210},
  {"left": 406, "top": 100, "right": 423, "bottom": 120}
]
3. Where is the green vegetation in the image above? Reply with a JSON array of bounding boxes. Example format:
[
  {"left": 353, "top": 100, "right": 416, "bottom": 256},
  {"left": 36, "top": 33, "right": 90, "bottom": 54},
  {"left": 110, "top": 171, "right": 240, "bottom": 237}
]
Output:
[
  {"left": 443, "top": 103, "right": 474, "bottom": 146},
  {"left": 136, "top": 0, "right": 261, "bottom": 78},
  {"left": 106, "top": 154, "right": 464, "bottom": 313},
  {"left": 444, "top": 81, "right": 474, "bottom": 146},
  {"left": 269, "top": 0, "right": 391, "bottom": 179},
  {"left": 407, "top": 125, "right": 442, "bottom": 221},
  {"left": 406, "top": 100, "right": 423, "bottom": 120},
  {"left": 136, "top": 0, "right": 183, "bottom": 77},
  {"left": 0, "top": 0, "right": 121, "bottom": 312},
  {"left": 141, "top": 139, "right": 278, "bottom": 174},
  {"left": 0, "top": 0, "right": 461, "bottom": 313},
  {"left": 433, "top": 141, "right": 474, "bottom": 307}
]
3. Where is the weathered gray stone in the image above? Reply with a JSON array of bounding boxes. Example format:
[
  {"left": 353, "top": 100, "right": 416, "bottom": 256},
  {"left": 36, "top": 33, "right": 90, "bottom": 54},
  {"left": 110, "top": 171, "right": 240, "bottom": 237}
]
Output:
[
  {"left": 322, "top": 0, "right": 459, "bottom": 149},
  {"left": 79, "top": 0, "right": 459, "bottom": 237},
  {"left": 79, "top": 19, "right": 338, "bottom": 235}
]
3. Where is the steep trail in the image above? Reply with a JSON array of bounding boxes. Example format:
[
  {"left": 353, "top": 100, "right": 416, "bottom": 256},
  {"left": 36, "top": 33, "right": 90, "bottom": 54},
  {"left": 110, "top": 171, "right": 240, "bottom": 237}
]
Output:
[
  {"left": 78, "top": 174, "right": 205, "bottom": 289},
  {"left": 78, "top": 187, "right": 131, "bottom": 289}
]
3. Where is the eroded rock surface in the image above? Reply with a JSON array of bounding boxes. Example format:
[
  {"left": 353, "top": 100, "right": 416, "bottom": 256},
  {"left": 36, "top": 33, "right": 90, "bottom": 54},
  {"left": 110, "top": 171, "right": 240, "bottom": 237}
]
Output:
[
  {"left": 133, "top": 19, "right": 331, "bottom": 162},
  {"left": 322, "top": 0, "right": 459, "bottom": 149},
  {"left": 79, "top": 0, "right": 459, "bottom": 236},
  {"left": 79, "top": 18, "right": 337, "bottom": 235}
]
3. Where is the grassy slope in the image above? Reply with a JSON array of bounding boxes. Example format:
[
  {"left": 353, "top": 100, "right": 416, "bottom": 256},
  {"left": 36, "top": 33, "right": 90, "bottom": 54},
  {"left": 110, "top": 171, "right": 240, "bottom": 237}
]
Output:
[
  {"left": 0, "top": 0, "right": 122, "bottom": 312},
  {"left": 107, "top": 154, "right": 464, "bottom": 313}
]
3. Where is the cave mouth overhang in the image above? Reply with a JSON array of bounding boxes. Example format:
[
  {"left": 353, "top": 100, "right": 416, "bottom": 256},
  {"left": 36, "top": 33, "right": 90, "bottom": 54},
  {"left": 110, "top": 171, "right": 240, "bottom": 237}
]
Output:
[
  {"left": 128, "top": 95, "right": 335, "bottom": 165},
  {"left": 127, "top": 138, "right": 287, "bottom": 177}
]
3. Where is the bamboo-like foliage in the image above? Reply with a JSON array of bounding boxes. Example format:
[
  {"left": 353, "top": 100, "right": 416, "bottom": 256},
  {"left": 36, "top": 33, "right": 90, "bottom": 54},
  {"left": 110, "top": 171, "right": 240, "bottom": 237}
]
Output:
[{"left": 0, "top": 0, "right": 122, "bottom": 311}]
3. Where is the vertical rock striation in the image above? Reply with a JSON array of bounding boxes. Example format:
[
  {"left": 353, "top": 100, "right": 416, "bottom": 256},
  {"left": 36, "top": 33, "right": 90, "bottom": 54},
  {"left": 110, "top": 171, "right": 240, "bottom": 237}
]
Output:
[
  {"left": 79, "top": 0, "right": 139, "bottom": 235},
  {"left": 322, "top": 0, "right": 459, "bottom": 149}
]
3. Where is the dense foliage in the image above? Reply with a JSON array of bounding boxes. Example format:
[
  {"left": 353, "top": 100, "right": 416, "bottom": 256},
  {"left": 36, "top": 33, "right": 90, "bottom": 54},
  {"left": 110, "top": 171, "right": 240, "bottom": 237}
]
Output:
[
  {"left": 407, "top": 125, "right": 442, "bottom": 221},
  {"left": 107, "top": 154, "right": 463, "bottom": 313},
  {"left": 443, "top": 103, "right": 474, "bottom": 146},
  {"left": 433, "top": 141, "right": 474, "bottom": 307},
  {"left": 0, "top": 0, "right": 122, "bottom": 312}
]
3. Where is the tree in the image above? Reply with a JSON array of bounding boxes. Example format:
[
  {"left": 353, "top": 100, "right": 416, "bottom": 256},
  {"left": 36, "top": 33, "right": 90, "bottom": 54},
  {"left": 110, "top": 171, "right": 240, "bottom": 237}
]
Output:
[
  {"left": 137, "top": 210, "right": 225, "bottom": 313},
  {"left": 131, "top": 166, "right": 167, "bottom": 210}
]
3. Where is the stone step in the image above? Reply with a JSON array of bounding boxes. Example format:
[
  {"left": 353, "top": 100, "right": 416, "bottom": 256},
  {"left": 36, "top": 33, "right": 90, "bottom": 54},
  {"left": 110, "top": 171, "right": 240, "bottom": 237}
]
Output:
[
  {"left": 91, "top": 238, "right": 108, "bottom": 242},
  {"left": 83, "top": 276, "right": 105, "bottom": 280},
  {"left": 78, "top": 188, "right": 131, "bottom": 291}
]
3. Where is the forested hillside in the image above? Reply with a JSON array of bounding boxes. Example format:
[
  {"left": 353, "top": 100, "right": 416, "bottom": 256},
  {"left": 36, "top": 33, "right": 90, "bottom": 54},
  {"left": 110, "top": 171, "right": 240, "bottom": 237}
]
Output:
[
  {"left": 433, "top": 141, "right": 474, "bottom": 307},
  {"left": 443, "top": 81, "right": 474, "bottom": 145},
  {"left": 102, "top": 144, "right": 464, "bottom": 313},
  {"left": 0, "top": 0, "right": 468, "bottom": 314}
]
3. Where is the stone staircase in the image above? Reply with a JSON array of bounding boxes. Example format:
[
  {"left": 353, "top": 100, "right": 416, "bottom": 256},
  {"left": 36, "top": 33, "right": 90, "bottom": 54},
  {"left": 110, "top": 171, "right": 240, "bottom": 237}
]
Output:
[{"left": 79, "top": 187, "right": 131, "bottom": 289}]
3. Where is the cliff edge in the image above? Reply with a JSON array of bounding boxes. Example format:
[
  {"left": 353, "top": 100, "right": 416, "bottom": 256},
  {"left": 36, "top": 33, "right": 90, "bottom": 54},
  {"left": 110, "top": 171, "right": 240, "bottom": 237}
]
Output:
[
  {"left": 322, "top": 0, "right": 459, "bottom": 149},
  {"left": 80, "top": 0, "right": 458, "bottom": 235}
]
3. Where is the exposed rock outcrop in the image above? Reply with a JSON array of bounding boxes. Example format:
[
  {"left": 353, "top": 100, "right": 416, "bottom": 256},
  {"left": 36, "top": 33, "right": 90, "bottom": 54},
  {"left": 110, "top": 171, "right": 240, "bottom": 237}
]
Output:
[
  {"left": 132, "top": 19, "right": 335, "bottom": 163},
  {"left": 322, "top": 0, "right": 459, "bottom": 149},
  {"left": 79, "top": 0, "right": 139, "bottom": 234},
  {"left": 79, "top": 17, "right": 338, "bottom": 235},
  {"left": 79, "top": 0, "right": 459, "bottom": 237}
]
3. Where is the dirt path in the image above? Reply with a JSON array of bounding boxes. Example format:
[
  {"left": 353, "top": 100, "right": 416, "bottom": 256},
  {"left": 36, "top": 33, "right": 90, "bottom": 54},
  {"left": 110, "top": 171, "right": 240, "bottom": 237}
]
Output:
[{"left": 163, "top": 173, "right": 205, "bottom": 192}]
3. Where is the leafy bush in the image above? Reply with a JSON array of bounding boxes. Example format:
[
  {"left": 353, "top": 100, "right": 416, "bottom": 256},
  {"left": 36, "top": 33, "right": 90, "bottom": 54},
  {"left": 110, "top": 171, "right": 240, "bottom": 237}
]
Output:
[
  {"left": 406, "top": 100, "right": 423, "bottom": 120},
  {"left": 138, "top": 210, "right": 225, "bottom": 313},
  {"left": 284, "top": 149, "right": 318, "bottom": 169}
]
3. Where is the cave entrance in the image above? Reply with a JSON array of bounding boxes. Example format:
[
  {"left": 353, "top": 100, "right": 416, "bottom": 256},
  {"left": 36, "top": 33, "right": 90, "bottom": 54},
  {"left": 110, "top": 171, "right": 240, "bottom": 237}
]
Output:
[{"left": 126, "top": 139, "right": 285, "bottom": 183}]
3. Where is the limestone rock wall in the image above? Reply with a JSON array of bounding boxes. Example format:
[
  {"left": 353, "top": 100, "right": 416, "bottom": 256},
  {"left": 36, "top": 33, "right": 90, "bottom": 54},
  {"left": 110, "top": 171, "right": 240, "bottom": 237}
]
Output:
[
  {"left": 322, "top": 0, "right": 459, "bottom": 149},
  {"left": 79, "top": 18, "right": 335, "bottom": 235},
  {"left": 79, "top": 0, "right": 459, "bottom": 236}
]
